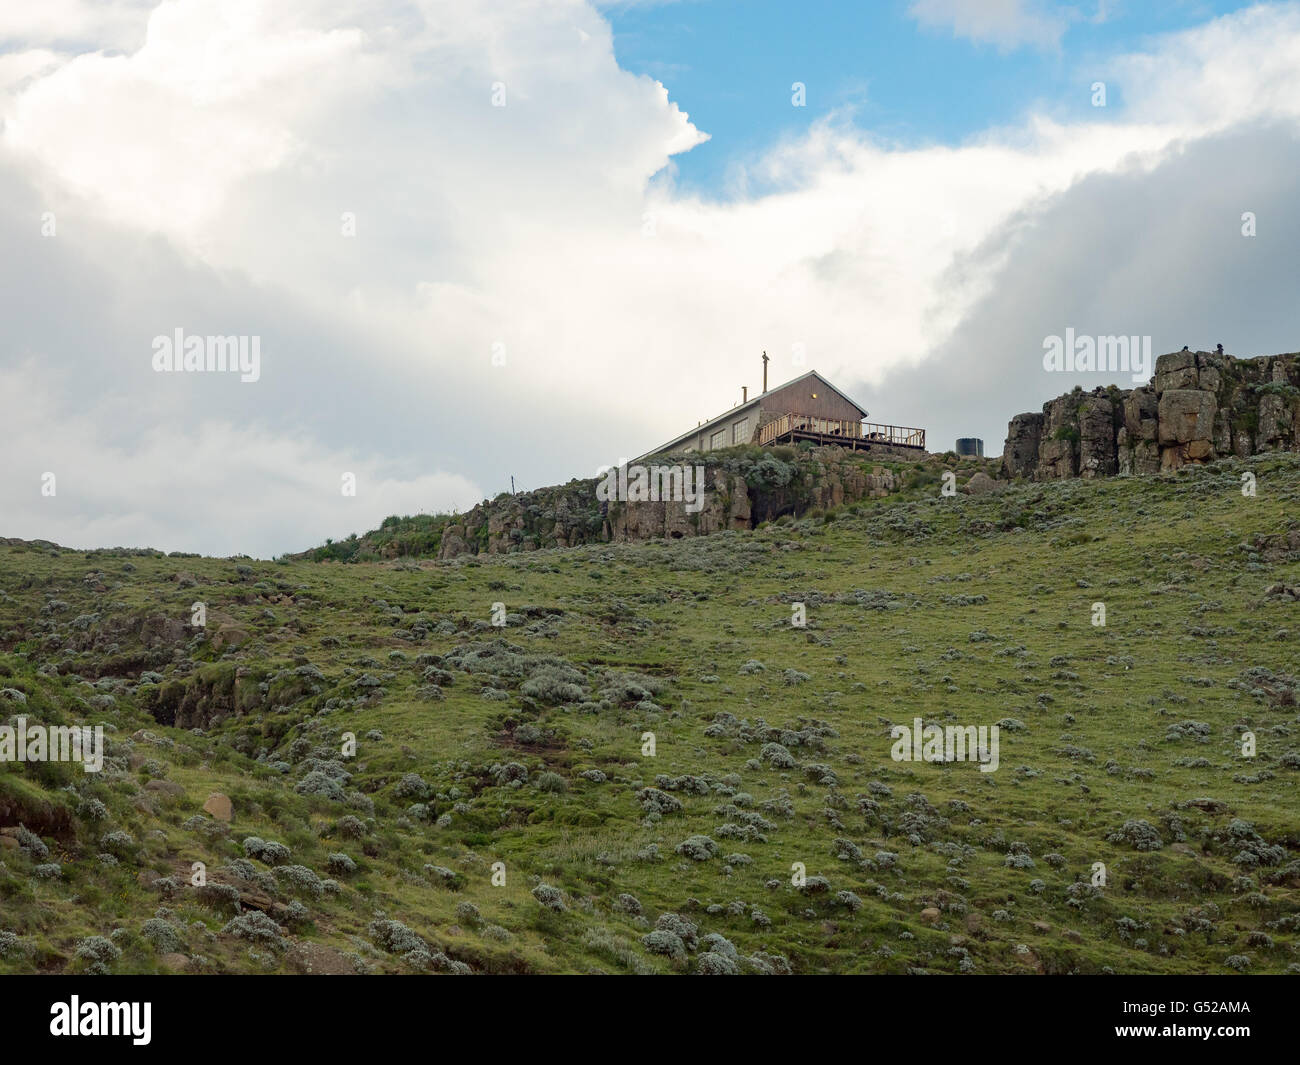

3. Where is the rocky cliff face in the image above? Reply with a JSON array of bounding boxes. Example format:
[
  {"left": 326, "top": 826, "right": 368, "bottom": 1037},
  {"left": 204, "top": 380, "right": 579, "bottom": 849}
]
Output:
[
  {"left": 1001, "top": 350, "right": 1300, "bottom": 480},
  {"left": 435, "top": 448, "right": 899, "bottom": 560}
]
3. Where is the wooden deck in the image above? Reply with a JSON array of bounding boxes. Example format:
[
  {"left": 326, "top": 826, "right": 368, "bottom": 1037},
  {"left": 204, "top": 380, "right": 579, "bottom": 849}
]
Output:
[{"left": 757, "top": 414, "right": 926, "bottom": 451}]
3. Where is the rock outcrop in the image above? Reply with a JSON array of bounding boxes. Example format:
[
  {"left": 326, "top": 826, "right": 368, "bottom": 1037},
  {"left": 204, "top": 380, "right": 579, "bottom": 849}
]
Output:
[
  {"left": 432, "top": 447, "right": 901, "bottom": 560},
  {"left": 1002, "top": 350, "right": 1300, "bottom": 480},
  {"left": 607, "top": 470, "right": 751, "bottom": 542}
]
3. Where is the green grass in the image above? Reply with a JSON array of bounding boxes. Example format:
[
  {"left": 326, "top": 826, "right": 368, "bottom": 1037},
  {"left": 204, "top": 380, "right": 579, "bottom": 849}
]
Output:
[{"left": 0, "top": 452, "right": 1297, "bottom": 974}]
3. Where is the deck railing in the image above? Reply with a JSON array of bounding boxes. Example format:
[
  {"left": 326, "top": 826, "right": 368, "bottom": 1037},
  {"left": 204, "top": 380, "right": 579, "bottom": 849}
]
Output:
[
  {"left": 757, "top": 414, "right": 861, "bottom": 444},
  {"left": 862, "top": 421, "right": 927, "bottom": 448},
  {"left": 758, "top": 414, "right": 925, "bottom": 449}
]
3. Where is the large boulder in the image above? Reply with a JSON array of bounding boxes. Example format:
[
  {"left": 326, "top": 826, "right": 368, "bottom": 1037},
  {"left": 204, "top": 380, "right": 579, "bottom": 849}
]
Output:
[
  {"left": 1001, "top": 412, "right": 1043, "bottom": 480},
  {"left": 1036, "top": 438, "right": 1076, "bottom": 480},
  {"left": 1132, "top": 440, "right": 1161, "bottom": 475},
  {"left": 1123, "top": 388, "right": 1158, "bottom": 442},
  {"left": 438, "top": 525, "right": 469, "bottom": 560},
  {"left": 486, "top": 507, "right": 523, "bottom": 554},
  {"left": 1154, "top": 350, "right": 1199, "bottom": 394},
  {"left": 1258, "top": 393, "right": 1295, "bottom": 449},
  {"left": 1197, "top": 360, "right": 1222, "bottom": 395},
  {"left": 203, "top": 793, "right": 233, "bottom": 822},
  {"left": 1035, "top": 397, "right": 1078, "bottom": 480},
  {"left": 210, "top": 623, "right": 249, "bottom": 653},
  {"left": 1157, "top": 389, "right": 1216, "bottom": 446},
  {"left": 1078, "top": 396, "right": 1118, "bottom": 479}
]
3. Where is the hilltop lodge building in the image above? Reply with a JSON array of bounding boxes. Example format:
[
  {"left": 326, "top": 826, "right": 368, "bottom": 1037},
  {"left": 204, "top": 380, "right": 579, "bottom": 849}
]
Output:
[{"left": 636, "top": 361, "right": 925, "bottom": 462}]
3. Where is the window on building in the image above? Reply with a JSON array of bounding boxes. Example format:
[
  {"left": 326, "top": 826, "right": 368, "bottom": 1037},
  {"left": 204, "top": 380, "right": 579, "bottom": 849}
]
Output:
[
  {"left": 709, "top": 429, "right": 726, "bottom": 450},
  {"left": 732, "top": 419, "right": 749, "bottom": 444}
]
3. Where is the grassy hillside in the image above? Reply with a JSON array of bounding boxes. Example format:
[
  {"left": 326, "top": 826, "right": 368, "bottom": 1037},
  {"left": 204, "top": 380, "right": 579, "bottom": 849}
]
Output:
[{"left": 1, "top": 454, "right": 1298, "bottom": 975}]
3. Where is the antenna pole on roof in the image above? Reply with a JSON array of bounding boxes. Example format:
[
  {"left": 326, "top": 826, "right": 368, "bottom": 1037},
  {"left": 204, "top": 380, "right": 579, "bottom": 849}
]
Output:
[{"left": 762, "top": 351, "right": 769, "bottom": 393}]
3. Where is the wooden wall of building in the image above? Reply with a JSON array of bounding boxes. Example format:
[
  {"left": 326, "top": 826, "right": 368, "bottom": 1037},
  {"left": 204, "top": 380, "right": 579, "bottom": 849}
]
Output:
[{"left": 759, "top": 378, "right": 863, "bottom": 421}]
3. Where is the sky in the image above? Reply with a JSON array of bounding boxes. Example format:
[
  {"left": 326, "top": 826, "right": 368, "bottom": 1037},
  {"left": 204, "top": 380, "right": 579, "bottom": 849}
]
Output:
[{"left": 2, "top": 0, "right": 1298, "bottom": 557}]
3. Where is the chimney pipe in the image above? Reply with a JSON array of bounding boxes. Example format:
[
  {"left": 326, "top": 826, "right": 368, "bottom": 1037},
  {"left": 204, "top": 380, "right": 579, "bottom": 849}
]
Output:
[
  {"left": 762, "top": 351, "right": 769, "bottom": 393},
  {"left": 742, "top": 386, "right": 747, "bottom": 402}
]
